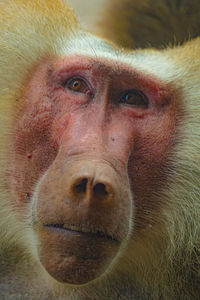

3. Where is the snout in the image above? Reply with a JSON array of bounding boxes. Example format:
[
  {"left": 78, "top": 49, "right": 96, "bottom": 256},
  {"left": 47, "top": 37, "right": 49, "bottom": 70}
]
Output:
[{"left": 35, "top": 157, "right": 132, "bottom": 285}]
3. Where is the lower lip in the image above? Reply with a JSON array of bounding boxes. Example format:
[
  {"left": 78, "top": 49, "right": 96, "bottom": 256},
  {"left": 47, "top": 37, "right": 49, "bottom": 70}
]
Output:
[{"left": 38, "top": 225, "right": 120, "bottom": 284}]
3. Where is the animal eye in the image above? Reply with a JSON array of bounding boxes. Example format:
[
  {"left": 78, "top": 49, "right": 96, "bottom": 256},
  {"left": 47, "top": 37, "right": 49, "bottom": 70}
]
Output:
[
  {"left": 119, "top": 89, "right": 149, "bottom": 108},
  {"left": 65, "top": 77, "right": 91, "bottom": 95}
]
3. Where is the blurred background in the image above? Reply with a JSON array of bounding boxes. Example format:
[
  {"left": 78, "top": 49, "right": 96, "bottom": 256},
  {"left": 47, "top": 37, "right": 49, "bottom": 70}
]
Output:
[{"left": 67, "top": 0, "right": 106, "bottom": 30}]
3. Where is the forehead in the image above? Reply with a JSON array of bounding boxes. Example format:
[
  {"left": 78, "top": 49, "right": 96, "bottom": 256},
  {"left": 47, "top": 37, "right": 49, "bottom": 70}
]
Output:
[{"left": 58, "top": 30, "right": 177, "bottom": 83}]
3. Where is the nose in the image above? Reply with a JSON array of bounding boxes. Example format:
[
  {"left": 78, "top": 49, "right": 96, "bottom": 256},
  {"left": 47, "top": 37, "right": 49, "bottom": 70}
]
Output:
[
  {"left": 63, "top": 160, "right": 118, "bottom": 206},
  {"left": 72, "top": 177, "right": 112, "bottom": 202}
]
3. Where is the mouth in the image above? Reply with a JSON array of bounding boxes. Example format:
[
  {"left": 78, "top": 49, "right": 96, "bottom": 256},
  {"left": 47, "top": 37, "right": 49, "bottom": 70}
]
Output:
[
  {"left": 37, "top": 223, "right": 121, "bottom": 284},
  {"left": 43, "top": 224, "right": 118, "bottom": 242}
]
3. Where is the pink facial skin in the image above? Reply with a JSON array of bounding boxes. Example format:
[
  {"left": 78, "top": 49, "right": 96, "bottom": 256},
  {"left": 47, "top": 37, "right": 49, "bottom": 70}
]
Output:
[{"left": 7, "top": 55, "right": 179, "bottom": 284}]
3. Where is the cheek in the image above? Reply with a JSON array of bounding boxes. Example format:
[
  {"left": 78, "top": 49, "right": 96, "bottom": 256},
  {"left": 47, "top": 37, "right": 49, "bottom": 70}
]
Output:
[
  {"left": 128, "top": 113, "right": 177, "bottom": 228},
  {"left": 7, "top": 107, "right": 60, "bottom": 205}
]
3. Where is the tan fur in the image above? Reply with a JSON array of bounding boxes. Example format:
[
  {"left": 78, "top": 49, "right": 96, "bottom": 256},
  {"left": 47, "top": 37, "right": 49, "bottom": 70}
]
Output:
[
  {"left": 1, "top": 1, "right": 200, "bottom": 300},
  {"left": 99, "top": 0, "right": 200, "bottom": 49}
]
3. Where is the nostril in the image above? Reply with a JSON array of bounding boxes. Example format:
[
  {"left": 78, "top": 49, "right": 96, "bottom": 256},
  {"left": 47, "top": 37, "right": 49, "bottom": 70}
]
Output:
[
  {"left": 71, "top": 177, "right": 112, "bottom": 201},
  {"left": 73, "top": 178, "right": 88, "bottom": 194},
  {"left": 93, "top": 183, "right": 108, "bottom": 198}
]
